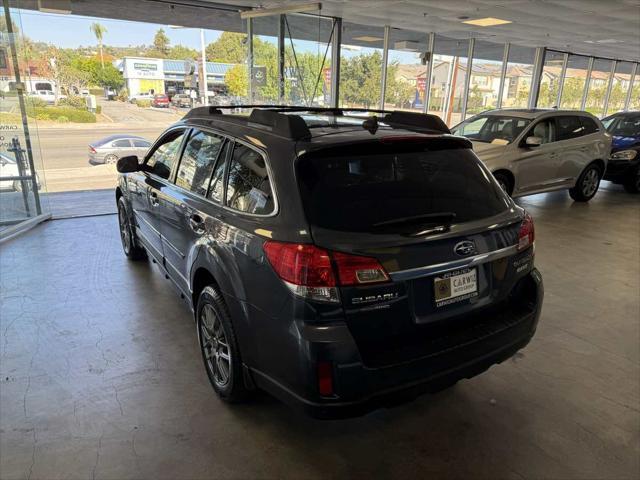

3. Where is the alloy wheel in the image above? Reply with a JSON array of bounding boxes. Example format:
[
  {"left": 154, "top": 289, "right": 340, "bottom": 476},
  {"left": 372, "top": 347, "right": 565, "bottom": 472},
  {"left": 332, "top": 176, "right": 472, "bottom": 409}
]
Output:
[
  {"left": 118, "top": 204, "right": 131, "bottom": 254},
  {"left": 200, "top": 304, "right": 231, "bottom": 388},
  {"left": 105, "top": 154, "right": 118, "bottom": 164},
  {"left": 581, "top": 168, "right": 600, "bottom": 197}
]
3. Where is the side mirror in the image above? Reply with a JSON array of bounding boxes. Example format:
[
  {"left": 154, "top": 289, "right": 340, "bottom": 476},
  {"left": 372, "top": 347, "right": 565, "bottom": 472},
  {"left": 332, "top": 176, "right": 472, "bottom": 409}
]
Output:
[
  {"left": 116, "top": 155, "right": 140, "bottom": 173},
  {"left": 525, "top": 136, "right": 542, "bottom": 147}
]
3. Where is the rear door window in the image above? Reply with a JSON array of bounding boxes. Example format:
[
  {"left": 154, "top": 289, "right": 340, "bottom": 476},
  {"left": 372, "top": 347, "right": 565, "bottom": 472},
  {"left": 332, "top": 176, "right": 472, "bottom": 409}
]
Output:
[
  {"left": 225, "top": 143, "right": 274, "bottom": 215},
  {"left": 580, "top": 117, "right": 599, "bottom": 135},
  {"left": 556, "top": 116, "right": 585, "bottom": 141},
  {"left": 175, "top": 130, "right": 225, "bottom": 196},
  {"left": 112, "top": 139, "right": 131, "bottom": 148},
  {"left": 297, "top": 142, "right": 508, "bottom": 233}
]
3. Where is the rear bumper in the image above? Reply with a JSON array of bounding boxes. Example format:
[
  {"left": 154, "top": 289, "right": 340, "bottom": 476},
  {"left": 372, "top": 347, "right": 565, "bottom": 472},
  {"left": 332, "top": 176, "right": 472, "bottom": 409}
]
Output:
[
  {"left": 604, "top": 159, "right": 639, "bottom": 182},
  {"left": 252, "top": 268, "right": 544, "bottom": 419}
]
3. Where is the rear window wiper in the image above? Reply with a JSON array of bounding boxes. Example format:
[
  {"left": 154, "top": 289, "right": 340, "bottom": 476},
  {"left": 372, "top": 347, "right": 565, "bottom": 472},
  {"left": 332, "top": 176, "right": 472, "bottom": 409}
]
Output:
[{"left": 372, "top": 212, "right": 456, "bottom": 236}]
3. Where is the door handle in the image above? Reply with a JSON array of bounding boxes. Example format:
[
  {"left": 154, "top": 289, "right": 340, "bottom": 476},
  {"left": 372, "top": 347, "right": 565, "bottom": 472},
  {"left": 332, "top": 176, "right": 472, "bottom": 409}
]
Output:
[
  {"left": 149, "top": 191, "right": 160, "bottom": 207},
  {"left": 189, "top": 213, "right": 205, "bottom": 234}
]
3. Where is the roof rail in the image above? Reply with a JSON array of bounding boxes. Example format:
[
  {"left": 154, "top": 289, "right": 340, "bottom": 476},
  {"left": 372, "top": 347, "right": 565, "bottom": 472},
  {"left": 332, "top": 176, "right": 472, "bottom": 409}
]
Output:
[{"left": 182, "top": 105, "right": 450, "bottom": 137}]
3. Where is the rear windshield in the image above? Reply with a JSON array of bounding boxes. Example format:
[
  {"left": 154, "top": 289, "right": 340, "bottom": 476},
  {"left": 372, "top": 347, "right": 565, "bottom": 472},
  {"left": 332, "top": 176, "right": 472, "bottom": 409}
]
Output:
[{"left": 297, "top": 142, "right": 509, "bottom": 234}]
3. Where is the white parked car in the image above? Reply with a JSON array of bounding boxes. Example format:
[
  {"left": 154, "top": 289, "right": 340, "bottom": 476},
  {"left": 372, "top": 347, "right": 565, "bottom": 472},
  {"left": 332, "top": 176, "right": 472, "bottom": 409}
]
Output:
[
  {"left": 0, "top": 153, "right": 41, "bottom": 191},
  {"left": 451, "top": 109, "right": 612, "bottom": 202},
  {"left": 28, "top": 90, "right": 66, "bottom": 104},
  {"left": 129, "top": 92, "right": 153, "bottom": 103}
]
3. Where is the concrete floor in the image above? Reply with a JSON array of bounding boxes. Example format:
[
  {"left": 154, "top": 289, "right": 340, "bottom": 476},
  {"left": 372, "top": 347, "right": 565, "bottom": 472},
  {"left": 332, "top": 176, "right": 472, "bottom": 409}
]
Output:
[{"left": 1, "top": 183, "right": 639, "bottom": 479}]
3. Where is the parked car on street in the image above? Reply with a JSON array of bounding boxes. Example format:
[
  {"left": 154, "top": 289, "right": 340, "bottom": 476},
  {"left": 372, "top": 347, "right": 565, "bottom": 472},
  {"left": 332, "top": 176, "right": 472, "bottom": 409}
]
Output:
[
  {"left": 28, "top": 90, "right": 66, "bottom": 105},
  {"left": 451, "top": 109, "right": 611, "bottom": 201},
  {"left": 602, "top": 111, "right": 640, "bottom": 193},
  {"left": 171, "top": 93, "right": 191, "bottom": 108},
  {"left": 128, "top": 92, "right": 153, "bottom": 103},
  {"left": 0, "top": 152, "right": 41, "bottom": 191},
  {"left": 151, "top": 94, "right": 170, "bottom": 108},
  {"left": 115, "top": 106, "right": 544, "bottom": 418},
  {"left": 88, "top": 135, "right": 151, "bottom": 165}
]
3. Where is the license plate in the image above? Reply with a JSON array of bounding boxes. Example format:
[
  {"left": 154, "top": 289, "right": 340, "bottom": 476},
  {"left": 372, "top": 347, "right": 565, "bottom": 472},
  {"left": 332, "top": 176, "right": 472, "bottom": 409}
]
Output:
[{"left": 434, "top": 268, "right": 478, "bottom": 307}]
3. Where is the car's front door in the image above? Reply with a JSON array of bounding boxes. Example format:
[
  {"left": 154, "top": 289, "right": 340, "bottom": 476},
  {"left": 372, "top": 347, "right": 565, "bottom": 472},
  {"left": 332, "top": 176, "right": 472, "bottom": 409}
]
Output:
[
  {"left": 513, "top": 117, "right": 561, "bottom": 193},
  {"left": 157, "top": 129, "right": 229, "bottom": 295},
  {"left": 128, "top": 129, "right": 186, "bottom": 260}
]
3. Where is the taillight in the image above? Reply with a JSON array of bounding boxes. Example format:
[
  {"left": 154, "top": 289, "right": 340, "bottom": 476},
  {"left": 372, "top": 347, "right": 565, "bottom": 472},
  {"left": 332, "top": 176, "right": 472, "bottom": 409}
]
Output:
[
  {"left": 263, "top": 242, "right": 338, "bottom": 303},
  {"left": 518, "top": 212, "right": 535, "bottom": 251},
  {"left": 263, "top": 241, "right": 390, "bottom": 303},
  {"left": 89, "top": 146, "right": 96, "bottom": 153},
  {"left": 333, "top": 252, "right": 389, "bottom": 285}
]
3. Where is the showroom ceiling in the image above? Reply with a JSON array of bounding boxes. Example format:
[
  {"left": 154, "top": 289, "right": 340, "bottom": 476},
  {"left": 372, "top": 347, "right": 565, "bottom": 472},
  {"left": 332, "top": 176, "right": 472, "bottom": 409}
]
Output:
[{"left": 10, "top": 0, "right": 640, "bottom": 61}]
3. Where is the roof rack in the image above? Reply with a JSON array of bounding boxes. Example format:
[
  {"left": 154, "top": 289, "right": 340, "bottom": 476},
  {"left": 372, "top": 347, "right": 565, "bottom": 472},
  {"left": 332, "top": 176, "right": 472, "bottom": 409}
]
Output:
[{"left": 182, "top": 105, "right": 451, "bottom": 139}]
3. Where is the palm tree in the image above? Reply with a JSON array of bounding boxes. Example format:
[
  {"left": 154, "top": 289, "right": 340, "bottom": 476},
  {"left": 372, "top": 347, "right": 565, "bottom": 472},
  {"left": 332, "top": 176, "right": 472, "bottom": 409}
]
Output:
[{"left": 90, "top": 22, "right": 107, "bottom": 68}]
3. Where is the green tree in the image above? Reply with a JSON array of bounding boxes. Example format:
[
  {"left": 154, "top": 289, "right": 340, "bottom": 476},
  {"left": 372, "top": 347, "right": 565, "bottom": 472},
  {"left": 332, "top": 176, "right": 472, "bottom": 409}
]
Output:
[
  {"left": 153, "top": 28, "right": 170, "bottom": 57},
  {"left": 206, "top": 32, "right": 247, "bottom": 63},
  {"left": 224, "top": 64, "right": 249, "bottom": 97},
  {"left": 90, "top": 22, "right": 107, "bottom": 68},
  {"left": 340, "top": 51, "right": 383, "bottom": 108},
  {"left": 169, "top": 44, "right": 199, "bottom": 60}
]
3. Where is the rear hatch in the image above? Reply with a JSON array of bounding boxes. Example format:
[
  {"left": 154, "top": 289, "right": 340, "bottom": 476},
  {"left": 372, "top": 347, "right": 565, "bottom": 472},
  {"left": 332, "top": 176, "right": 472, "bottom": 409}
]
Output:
[{"left": 296, "top": 137, "right": 536, "bottom": 367}]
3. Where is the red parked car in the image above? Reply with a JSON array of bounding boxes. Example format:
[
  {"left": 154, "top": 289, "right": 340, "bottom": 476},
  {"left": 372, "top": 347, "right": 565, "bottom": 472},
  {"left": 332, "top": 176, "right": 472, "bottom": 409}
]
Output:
[{"left": 151, "top": 94, "right": 170, "bottom": 108}]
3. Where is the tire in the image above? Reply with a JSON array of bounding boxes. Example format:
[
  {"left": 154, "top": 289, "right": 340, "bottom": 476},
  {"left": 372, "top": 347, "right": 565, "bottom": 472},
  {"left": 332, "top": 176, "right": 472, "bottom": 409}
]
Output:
[
  {"left": 104, "top": 154, "right": 118, "bottom": 164},
  {"left": 117, "top": 197, "right": 146, "bottom": 260},
  {"left": 493, "top": 172, "right": 513, "bottom": 196},
  {"left": 569, "top": 163, "right": 602, "bottom": 202},
  {"left": 623, "top": 166, "right": 640, "bottom": 194},
  {"left": 197, "top": 285, "right": 249, "bottom": 403}
]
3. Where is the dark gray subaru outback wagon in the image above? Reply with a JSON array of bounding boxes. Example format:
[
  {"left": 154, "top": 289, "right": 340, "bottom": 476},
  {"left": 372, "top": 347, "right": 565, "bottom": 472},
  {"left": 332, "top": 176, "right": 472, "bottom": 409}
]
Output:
[{"left": 115, "top": 106, "right": 544, "bottom": 418}]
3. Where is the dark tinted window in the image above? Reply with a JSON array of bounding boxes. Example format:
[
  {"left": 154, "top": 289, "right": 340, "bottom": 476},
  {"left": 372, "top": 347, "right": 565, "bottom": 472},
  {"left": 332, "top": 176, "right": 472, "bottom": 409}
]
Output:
[
  {"left": 175, "top": 131, "right": 224, "bottom": 196},
  {"left": 556, "top": 116, "right": 585, "bottom": 141},
  {"left": 208, "top": 141, "right": 231, "bottom": 203},
  {"left": 133, "top": 139, "right": 151, "bottom": 148},
  {"left": 112, "top": 139, "right": 131, "bottom": 148},
  {"left": 580, "top": 117, "right": 599, "bottom": 135},
  {"left": 297, "top": 143, "right": 509, "bottom": 233},
  {"left": 226, "top": 143, "right": 274, "bottom": 215},
  {"left": 602, "top": 114, "right": 640, "bottom": 136},
  {"left": 145, "top": 131, "right": 185, "bottom": 180}
]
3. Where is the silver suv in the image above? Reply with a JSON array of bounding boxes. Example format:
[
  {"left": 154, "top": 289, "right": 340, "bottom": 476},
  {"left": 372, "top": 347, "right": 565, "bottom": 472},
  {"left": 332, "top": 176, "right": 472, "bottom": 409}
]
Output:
[{"left": 452, "top": 109, "right": 611, "bottom": 202}]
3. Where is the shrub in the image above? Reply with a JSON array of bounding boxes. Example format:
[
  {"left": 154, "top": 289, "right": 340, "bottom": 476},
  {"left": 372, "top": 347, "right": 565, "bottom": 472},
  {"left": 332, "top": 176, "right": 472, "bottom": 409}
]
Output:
[
  {"left": 90, "top": 88, "right": 103, "bottom": 96},
  {"left": 29, "top": 106, "right": 96, "bottom": 123},
  {"left": 25, "top": 97, "right": 47, "bottom": 109},
  {"left": 59, "top": 96, "right": 87, "bottom": 109},
  {"left": 135, "top": 99, "right": 152, "bottom": 108},
  {"left": 117, "top": 89, "right": 129, "bottom": 102},
  {"left": 96, "top": 105, "right": 102, "bottom": 114}
]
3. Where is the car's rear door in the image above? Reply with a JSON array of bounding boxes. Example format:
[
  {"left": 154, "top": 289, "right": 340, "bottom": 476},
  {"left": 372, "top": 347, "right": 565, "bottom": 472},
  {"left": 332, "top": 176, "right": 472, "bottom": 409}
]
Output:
[
  {"left": 553, "top": 115, "right": 592, "bottom": 187},
  {"left": 296, "top": 139, "right": 531, "bottom": 366},
  {"left": 112, "top": 139, "right": 135, "bottom": 159},
  {"left": 156, "top": 128, "right": 230, "bottom": 294},
  {"left": 128, "top": 128, "right": 187, "bottom": 260}
]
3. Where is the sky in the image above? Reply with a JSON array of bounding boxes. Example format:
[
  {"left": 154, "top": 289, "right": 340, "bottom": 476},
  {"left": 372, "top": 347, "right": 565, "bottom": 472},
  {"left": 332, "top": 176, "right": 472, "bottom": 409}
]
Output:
[{"left": 12, "top": 9, "right": 419, "bottom": 63}]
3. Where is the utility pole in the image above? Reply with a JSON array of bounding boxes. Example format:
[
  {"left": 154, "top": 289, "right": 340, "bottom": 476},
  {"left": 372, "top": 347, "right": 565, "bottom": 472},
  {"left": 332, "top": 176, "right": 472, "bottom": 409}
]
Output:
[{"left": 200, "top": 29, "right": 208, "bottom": 106}]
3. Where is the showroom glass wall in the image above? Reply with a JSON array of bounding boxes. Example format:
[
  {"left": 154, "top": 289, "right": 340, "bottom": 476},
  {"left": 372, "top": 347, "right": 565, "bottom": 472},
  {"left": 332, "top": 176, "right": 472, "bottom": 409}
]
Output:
[
  {"left": 3, "top": 2, "right": 640, "bottom": 237},
  {"left": 0, "top": 5, "right": 50, "bottom": 236}
]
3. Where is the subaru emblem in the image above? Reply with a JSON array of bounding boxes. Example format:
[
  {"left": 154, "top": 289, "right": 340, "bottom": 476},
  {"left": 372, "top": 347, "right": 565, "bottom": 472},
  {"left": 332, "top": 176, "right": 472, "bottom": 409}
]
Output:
[{"left": 454, "top": 240, "right": 476, "bottom": 256}]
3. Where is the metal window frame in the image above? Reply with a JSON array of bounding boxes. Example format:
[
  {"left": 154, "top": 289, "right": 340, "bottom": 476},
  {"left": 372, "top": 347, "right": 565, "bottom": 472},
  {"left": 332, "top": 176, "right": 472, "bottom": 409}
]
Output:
[
  {"left": 623, "top": 63, "right": 637, "bottom": 111},
  {"left": 602, "top": 60, "right": 617, "bottom": 117},
  {"left": 496, "top": 43, "right": 510, "bottom": 109},
  {"left": 247, "top": 17, "right": 253, "bottom": 102},
  {"left": 422, "top": 32, "right": 436, "bottom": 113},
  {"left": 555, "top": 52, "right": 569, "bottom": 108},
  {"left": 528, "top": 47, "right": 545, "bottom": 108},
  {"left": 330, "top": 17, "right": 341, "bottom": 108},
  {"left": 460, "top": 38, "right": 474, "bottom": 120},
  {"left": 379, "top": 25, "right": 390, "bottom": 109},
  {"left": 580, "top": 57, "right": 595, "bottom": 111}
]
